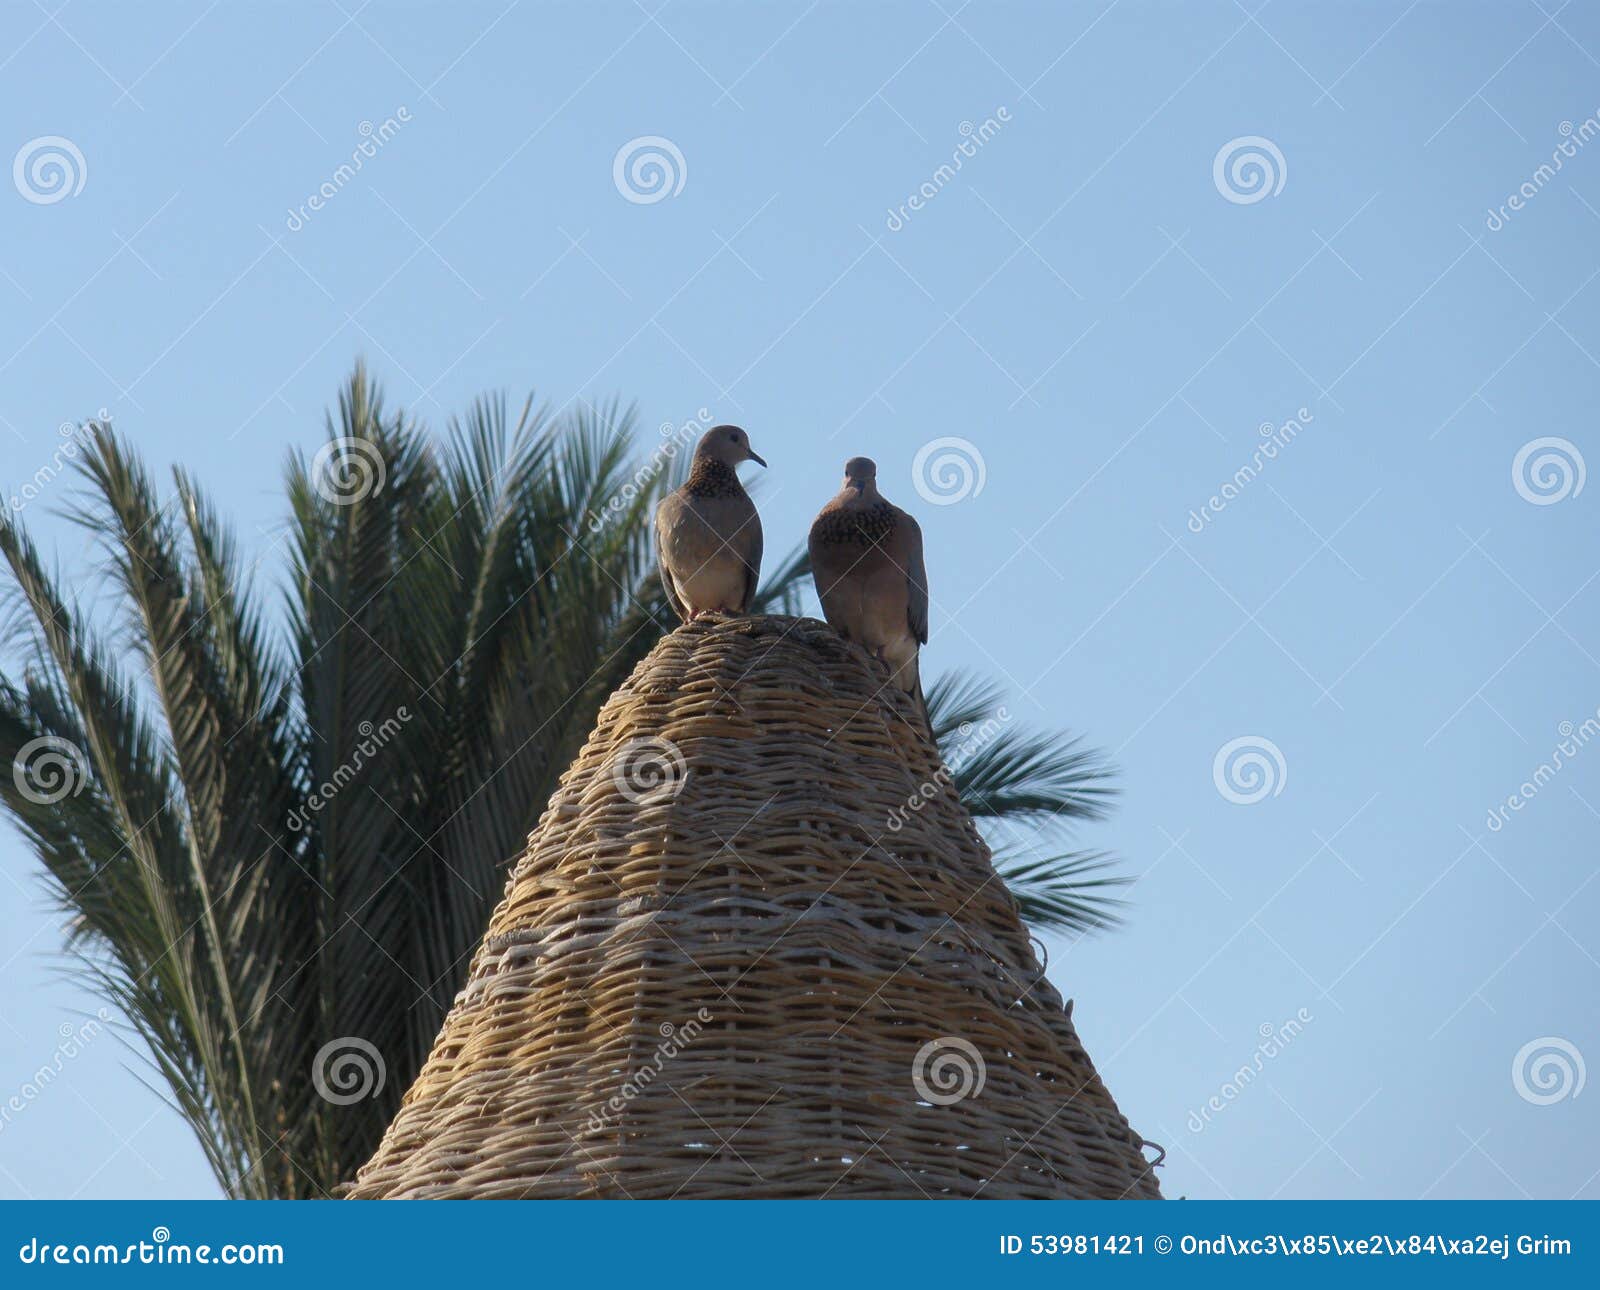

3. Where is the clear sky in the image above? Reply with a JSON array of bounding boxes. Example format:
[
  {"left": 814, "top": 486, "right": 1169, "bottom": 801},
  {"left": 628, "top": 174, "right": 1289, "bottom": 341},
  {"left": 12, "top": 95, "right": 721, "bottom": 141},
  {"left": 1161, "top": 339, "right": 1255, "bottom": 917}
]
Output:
[{"left": 0, "top": 0, "right": 1595, "bottom": 1201}]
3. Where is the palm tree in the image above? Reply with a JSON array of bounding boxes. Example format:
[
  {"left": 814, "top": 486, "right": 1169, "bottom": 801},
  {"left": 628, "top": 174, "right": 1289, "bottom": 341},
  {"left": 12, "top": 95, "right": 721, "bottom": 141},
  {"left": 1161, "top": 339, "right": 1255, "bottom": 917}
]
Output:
[{"left": 0, "top": 365, "right": 1124, "bottom": 1198}]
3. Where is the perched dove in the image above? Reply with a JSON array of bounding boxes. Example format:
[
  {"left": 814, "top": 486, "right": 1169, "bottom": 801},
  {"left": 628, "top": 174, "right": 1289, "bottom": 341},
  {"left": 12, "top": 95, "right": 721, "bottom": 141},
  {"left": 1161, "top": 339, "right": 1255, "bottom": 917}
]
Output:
[
  {"left": 656, "top": 425, "right": 766, "bottom": 622},
  {"left": 808, "top": 456, "right": 929, "bottom": 720}
]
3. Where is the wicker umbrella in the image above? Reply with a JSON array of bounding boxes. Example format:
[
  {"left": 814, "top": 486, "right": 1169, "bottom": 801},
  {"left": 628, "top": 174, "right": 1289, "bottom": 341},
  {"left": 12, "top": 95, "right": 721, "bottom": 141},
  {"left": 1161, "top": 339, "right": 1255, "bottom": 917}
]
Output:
[{"left": 347, "top": 615, "right": 1162, "bottom": 1199}]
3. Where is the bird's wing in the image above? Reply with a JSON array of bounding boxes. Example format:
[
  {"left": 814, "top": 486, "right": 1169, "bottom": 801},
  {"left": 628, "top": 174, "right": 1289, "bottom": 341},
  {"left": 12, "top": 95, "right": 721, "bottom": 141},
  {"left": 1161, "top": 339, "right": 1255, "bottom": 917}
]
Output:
[
  {"left": 805, "top": 510, "right": 831, "bottom": 588},
  {"left": 902, "top": 511, "right": 929, "bottom": 645},
  {"left": 739, "top": 502, "right": 763, "bottom": 611},
  {"left": 807, "top": 506, "right": 850, "bottom": 634},
  {"left": 655, "top": 496, "right": 690, "bottom": 623}
]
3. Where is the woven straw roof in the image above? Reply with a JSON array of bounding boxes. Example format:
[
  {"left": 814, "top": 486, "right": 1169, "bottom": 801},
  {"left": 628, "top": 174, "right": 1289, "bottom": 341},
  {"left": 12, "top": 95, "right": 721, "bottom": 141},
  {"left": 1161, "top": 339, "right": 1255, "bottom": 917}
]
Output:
[{"left": 347, "top": 614, "right": 1161, "bottom": 1199}]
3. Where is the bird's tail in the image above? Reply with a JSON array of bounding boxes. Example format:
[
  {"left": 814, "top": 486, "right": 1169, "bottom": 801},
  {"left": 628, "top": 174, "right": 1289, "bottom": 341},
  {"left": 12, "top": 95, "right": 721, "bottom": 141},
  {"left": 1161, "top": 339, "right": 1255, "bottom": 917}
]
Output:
[
  {"left": 911, "top": 674, "right": 932, "bottom": 738},
  {"left": 898, "top": 654, "right": 932, "bottom": 740}
]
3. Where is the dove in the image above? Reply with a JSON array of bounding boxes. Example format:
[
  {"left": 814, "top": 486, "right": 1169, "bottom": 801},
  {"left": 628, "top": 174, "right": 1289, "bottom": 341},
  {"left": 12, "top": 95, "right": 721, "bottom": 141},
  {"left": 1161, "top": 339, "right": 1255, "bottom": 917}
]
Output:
[
  {"left": 808, "top": 456, "right": 929, "bottom": 721},
  {"left": 656, "top": 424, "right": 766, "bottom": 622}
]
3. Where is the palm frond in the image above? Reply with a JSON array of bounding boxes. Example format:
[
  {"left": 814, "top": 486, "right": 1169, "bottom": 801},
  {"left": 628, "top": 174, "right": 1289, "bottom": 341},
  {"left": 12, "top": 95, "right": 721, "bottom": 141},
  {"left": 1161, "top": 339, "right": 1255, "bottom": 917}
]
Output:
[
  {"left": 924, "top": 667, "right": 1126, "bottom": 934},
  {"left": 924, "top": 670, "right": 1006, "bottom": 742},
  {"left": 926, "top": 669, "right": 1119, "bottom": 824},
  {"left": 0, "top": 363, "right": 1135, "bottom": 1198},
  {"left": 0, "top": 500, "right": 257, "bottom": 1187},
  {"left": 988, "top": 841, "right": 1128, "bottom": 935},
  {"left": 750, "top": 543, "right": 810, "bottom": 616}
]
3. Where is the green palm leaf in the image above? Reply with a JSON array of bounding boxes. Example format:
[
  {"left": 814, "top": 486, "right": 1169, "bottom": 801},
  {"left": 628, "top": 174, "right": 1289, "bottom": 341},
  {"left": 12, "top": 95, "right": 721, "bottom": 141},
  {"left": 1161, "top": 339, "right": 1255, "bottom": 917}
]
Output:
[{"left": 0, "top": 365, "right": 1129, "bottom": 1196}]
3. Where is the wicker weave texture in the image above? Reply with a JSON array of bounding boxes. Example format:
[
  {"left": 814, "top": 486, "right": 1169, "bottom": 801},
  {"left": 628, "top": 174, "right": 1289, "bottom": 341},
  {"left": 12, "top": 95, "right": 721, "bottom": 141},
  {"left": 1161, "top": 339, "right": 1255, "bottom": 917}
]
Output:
[{"left": 348, "top": 615, "right": 1161, "bottom": 1199}]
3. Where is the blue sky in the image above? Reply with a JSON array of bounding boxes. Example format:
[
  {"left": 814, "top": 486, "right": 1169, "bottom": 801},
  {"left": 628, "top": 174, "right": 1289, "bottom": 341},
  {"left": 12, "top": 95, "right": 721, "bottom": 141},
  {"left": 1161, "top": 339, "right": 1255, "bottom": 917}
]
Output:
[{"left": 0, "top": 0, "right": 1596, "bottom": 1200}]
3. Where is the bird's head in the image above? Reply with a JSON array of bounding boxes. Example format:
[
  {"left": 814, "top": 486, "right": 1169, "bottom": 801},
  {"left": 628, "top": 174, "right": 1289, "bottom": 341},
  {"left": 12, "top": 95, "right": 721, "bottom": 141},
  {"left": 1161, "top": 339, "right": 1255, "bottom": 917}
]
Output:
[
  {"left": 694, "top": 424, "right": 766, "bottom": 469},
  {"left": 842, "top": 456, "right": 878, "bottom": 496}
]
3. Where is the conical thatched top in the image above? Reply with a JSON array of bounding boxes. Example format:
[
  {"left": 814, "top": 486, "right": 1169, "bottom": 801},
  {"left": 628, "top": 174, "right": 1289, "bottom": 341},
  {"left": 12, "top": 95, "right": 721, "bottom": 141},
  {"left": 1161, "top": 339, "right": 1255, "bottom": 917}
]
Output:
[{"left": 347, "top": 615, "right": 1161, "bottom": 1199}]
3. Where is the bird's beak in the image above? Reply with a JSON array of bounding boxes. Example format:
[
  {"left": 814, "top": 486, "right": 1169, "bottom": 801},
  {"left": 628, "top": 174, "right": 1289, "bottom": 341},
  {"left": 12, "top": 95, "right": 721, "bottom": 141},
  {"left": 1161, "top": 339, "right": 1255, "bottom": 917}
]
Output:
[{"left": 747, "top": 450, "right": 767, "bottom": 468}]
